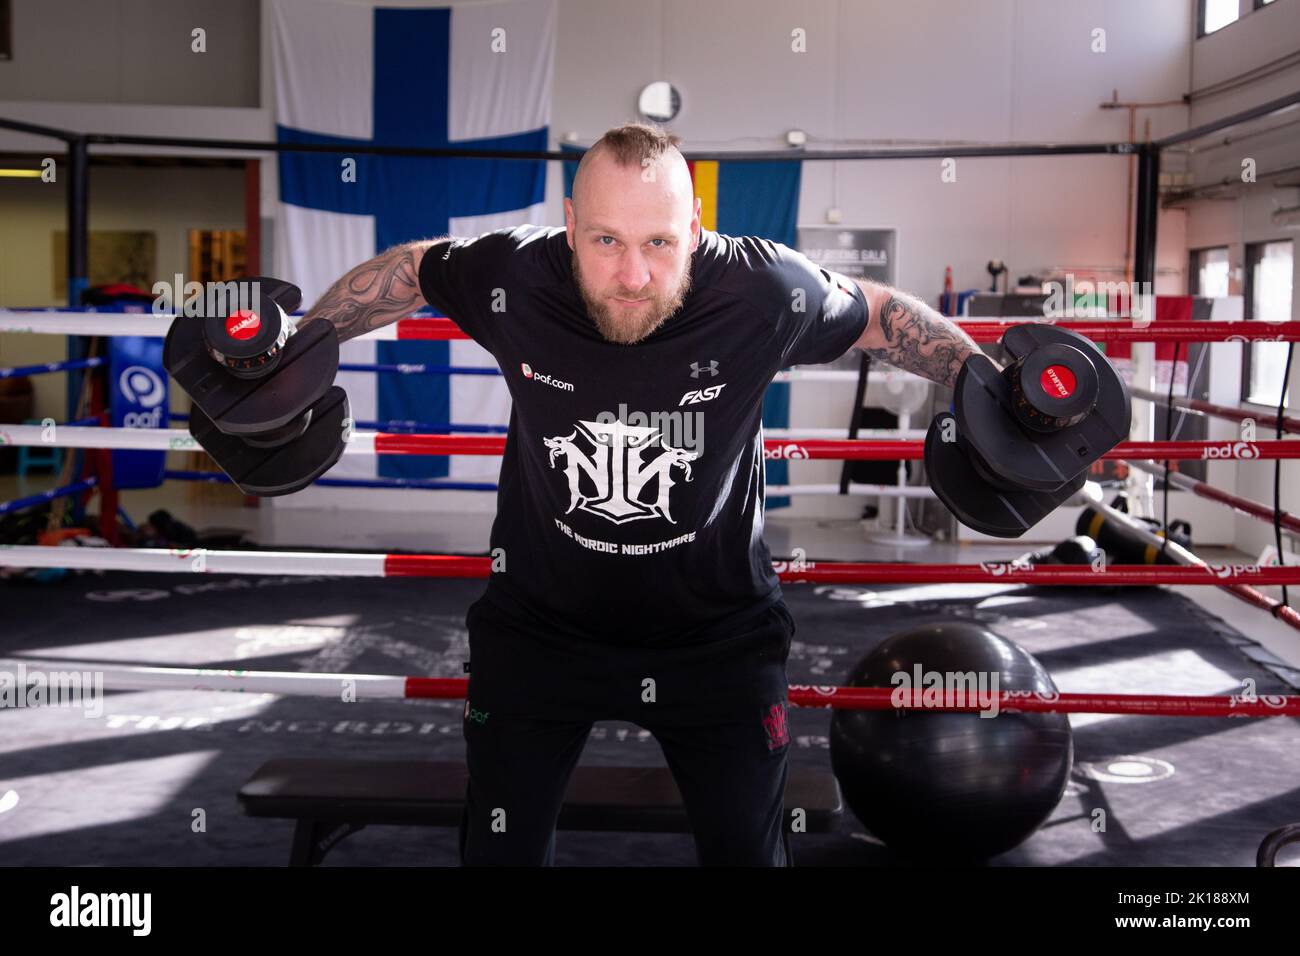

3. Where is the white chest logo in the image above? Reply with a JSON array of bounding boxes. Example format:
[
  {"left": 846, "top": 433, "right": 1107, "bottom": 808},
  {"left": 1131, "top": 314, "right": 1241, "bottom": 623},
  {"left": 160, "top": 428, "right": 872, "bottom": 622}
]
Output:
[
  {"left": 544, "top": 419, "right": 698, "bottom": 525},
  {"left": 678, "top": 383, "right": 726, "bottom": 406}
]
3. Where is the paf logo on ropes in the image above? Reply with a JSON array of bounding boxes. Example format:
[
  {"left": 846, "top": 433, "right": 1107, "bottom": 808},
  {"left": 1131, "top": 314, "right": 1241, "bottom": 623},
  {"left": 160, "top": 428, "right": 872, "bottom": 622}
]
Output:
[
  {"left": 980, "top": 558, "right": 1033, "bottom": 577},
  {"left": 1225, "top": 333, "right": 1286, "bottom": 344},
  {"left": 118, "top": 366, "right": 167, "bottom": 429},
  {"left": 764, "top": 442, "right": 809, "bottom": 460},
  {"left": 788, "top": 684, "right": 839, "bottom": 709},
  {"left": 1202, "top": 441, "right": 1260, "bottom": 459},
  {"left": 772, "top": 547, "right": 811, "bottom": 575},
  {"left": 1207, "top": 563, "right": 1261, "bottom": 579}
]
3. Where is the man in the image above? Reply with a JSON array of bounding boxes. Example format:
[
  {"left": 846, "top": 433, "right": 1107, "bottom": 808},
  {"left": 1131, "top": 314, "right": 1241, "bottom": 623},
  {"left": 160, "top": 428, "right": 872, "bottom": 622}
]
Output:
[{"left": 305, "top": 122, "right": 981, "bottom": 866}]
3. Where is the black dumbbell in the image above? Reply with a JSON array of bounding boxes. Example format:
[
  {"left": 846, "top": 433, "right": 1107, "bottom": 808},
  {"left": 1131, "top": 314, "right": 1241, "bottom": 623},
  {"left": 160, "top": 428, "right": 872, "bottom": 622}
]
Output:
[{"left": 163, "top": 277, "right": 351, "bottom": 496}]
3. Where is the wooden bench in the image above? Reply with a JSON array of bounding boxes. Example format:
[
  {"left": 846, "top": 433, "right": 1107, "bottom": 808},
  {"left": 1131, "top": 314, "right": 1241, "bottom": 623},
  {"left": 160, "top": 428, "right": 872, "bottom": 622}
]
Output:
[{"left": 238, "top": 757, "right": 843, "bottom": 866}]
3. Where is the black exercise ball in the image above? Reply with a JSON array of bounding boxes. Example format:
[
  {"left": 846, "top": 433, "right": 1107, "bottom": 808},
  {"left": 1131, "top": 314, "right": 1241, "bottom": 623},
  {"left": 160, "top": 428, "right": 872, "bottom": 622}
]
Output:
[{"left": 830, "top": 620, "right": 1072, "bottom": 860}]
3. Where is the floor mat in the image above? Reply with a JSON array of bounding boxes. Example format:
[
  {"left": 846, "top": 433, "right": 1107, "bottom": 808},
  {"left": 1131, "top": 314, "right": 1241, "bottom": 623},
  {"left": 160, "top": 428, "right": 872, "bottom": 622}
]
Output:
[{"left": 1, "top": 570, "right": 1296, "bottom": 866}]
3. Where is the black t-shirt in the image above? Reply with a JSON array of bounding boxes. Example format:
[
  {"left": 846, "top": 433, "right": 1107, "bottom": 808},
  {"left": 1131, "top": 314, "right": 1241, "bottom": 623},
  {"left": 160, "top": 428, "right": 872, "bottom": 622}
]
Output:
[{"left": 418, "top": 225, "right": 868, "bottom": 647}]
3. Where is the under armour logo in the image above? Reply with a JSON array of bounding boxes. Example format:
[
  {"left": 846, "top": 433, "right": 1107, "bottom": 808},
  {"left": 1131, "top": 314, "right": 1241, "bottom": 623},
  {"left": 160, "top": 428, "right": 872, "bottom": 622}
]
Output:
[{"left": 689, "top": 360, "right": 719, "bottom": 378}]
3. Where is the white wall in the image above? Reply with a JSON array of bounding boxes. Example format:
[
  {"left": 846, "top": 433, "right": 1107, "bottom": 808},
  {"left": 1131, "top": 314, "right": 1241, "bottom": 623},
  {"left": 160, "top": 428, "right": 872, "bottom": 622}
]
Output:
[{"left": 0, "top": 0, "right": 260, "bottom": 107}]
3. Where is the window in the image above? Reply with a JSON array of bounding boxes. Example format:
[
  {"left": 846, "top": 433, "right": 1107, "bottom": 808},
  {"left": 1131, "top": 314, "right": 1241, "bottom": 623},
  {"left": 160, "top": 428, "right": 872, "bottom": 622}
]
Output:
[
  {"left": 1243, "top": 240, "right": 1295, "bottom": 408},
  {"left": 1200, "top": 0, "right": 1239, "bottom": 35},
  {"left": 188, "top": 230, "right": 247, "bottom": 284},
  {"left": 1190, "top": 246, "right": 1230, "bottom": 296}
]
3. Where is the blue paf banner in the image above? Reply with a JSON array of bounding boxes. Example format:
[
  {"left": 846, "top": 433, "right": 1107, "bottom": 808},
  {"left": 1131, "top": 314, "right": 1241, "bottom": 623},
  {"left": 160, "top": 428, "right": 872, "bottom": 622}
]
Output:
[{"left": 109, "top": 337, "right": 167, "bottom": 489}]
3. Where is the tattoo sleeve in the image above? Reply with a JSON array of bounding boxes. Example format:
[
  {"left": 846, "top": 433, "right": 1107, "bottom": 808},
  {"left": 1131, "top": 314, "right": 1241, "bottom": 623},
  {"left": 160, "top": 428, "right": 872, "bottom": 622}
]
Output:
[
  {"left": 304, "top": 240, "right": 436, "bottom": 342},
  {"left": 861, "top": 284, "right": 983, "bottom": 389}
]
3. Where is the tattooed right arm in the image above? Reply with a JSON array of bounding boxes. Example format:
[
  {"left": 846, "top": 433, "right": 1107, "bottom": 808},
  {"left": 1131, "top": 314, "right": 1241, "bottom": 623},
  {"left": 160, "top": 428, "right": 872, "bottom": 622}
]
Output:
[
  {"left": 303, "top": 239, "right": 438, "bottom": 342},
  {"left": 851, "top": 279, "right": 985, "bottom": 389}
]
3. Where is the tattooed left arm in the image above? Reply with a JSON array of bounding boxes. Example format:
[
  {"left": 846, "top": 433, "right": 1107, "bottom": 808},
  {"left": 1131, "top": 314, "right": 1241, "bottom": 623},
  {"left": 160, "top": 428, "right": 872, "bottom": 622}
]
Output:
[{"left": 852, "top": 279, "right": 986, "bottom": 388}]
